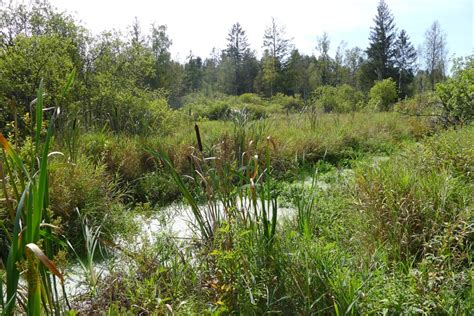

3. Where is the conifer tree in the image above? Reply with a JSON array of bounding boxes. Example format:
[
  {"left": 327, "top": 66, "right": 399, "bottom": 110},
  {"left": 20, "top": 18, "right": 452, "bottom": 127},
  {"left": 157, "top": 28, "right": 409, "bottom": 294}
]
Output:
[
  {"left": 366, "top": 0, "right": 397, "bottom": 81},
  {"left": 224, "top": 23, "right": 257, "bottom": 94},
  {"left": 394, "top": 29, "right": 417, "bottom": 97}
]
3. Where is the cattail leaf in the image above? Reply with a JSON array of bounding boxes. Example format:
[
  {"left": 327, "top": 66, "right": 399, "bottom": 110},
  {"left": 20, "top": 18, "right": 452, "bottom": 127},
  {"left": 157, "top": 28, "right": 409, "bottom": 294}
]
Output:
[
  {"left": 47, "top": 151, "right": 64, "bottom": 158},
  {"left": 25, "top": 243, "right": 64, "bottom": 283},
  {"left": 0, "top": 134, "right": 30, "bottom": 180},
  {"left": 34, "top": 80, "right": 44, "bottom": 156},
  {"left": 60, "top": 68, "right": 76, "bottom": 101}
]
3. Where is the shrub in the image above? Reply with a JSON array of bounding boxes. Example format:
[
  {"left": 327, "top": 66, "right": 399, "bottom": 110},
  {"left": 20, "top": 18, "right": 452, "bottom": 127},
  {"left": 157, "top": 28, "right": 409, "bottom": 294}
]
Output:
[
  {"left": 312, "top": 85, "right": 365, "bottom": 113},
  {"left": 239, "top": 104, "right": 267, "bottom": 120},
  {"left": 114, "top": 90, "right": 174, "bottom": 135},
  {"left": 134, "top": 171, "right": 181, "bottom": 205},
  {"left": 48, "top": 155, "right": 128, "bottom": 250},
  {"left": 81, "top": 132, "right": 111, "bottom": 164},
  {"left": 393, "top": 92, "right": 438, "bottom": 115},
  {"left": 436, "top": 55, "right": 474, "bottom": 126},
  {"left": 271, "top": 93, "right": 303, "bottom": 112},
  {"left": 181, "top": 91, "right": 227, "bottom": 106},
  {"left": 368, "top": 78, "right": 398, "bottom": 111},
  {"left": 239, "top": 93, "right": 263, "bottom": 104},
  {"left": 186, "top": 101, "right": 231, "bottom": 120},
  {"left": 104, "top": 137, "right": 145, "bottom": 182}
]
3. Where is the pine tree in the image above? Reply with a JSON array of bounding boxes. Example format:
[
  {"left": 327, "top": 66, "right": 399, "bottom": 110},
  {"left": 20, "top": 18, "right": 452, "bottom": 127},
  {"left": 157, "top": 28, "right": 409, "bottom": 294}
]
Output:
[
  {"left": 394, "top": 30, "right": 417, "bottom": 97},
  {"left": 366, "top": 0, "right": 397, "bottom": 81}
]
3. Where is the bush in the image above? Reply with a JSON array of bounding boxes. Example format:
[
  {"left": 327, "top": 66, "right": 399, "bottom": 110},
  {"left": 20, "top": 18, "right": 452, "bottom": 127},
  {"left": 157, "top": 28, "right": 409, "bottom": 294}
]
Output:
[
  {"left": 239, "top": 93, "right": 263, "bottom": 104},
  {"left": 111, "top": 90, "right": 174, "bottom": 135},
  {"left": 312, "top": 85, "right": 365, "bottom": 113},
  {"left": 48, "top": 155, "right": 128, "bottom": 250},
  {"left": 238, "top": 104, "right": 267, "bottom": 120},
  {"left": 134, "top": 171, "right": 181, "bottom": 205},
  {"left": 82, "top": 132, "right": 111, "bottom": 164},
  {"left": 436, "top": 55, "right": 474, "bottom": 126},
  {"left": 368, "top": 78, "right": 398, "bottom": 111},
  {"left": 271, "top": 93, "right": 303, "bottom": 112},
  {"left": 186, "top": 101, "right": 231, "bottom": 120},
  {"left": 393, "top": 92, "right": 438, "bottom": 115}
]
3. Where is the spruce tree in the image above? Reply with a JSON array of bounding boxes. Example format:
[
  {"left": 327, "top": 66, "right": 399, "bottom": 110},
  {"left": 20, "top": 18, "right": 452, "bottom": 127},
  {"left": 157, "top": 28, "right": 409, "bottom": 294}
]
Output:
[
  {"left": 394, "top": 30, "right": 417, "bottom": 97},
  {"left": 225, "top": 23, "right": 249, "bottom": 63},
  {"left": 367, "top": 0, "right": 397, "bottom": 81},
  {"left": 224, "top": 23, "right": 257, "bottom": 94}
]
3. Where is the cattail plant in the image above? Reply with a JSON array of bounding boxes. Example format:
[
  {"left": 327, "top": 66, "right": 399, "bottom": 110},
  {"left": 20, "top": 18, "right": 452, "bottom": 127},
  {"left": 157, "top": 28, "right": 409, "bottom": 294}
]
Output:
[
  {"left": 150, "top": 122, "right": 280, "bottom": 251},
  {"left": 0, "top": 72, "right": 75, "bottom": 314}
]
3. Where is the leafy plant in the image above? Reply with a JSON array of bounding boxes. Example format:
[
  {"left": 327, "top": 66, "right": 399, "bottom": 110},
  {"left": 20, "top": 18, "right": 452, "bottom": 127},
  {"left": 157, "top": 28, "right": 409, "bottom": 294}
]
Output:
[
  {"left": 368, "top": 78, "right": 398, "bottom": 111},
  {"left": 436, "top": 54, "right": 474, "bottom": 126},
  {"left": 312, "top": 85, "right": 365, "bottom": 113}
]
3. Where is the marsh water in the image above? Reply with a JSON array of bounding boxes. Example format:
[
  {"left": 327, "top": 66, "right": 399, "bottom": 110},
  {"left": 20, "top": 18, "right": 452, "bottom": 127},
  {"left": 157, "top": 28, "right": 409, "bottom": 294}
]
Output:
[{"left": 63, "top": 164, "right": 361, "bottom": 300}]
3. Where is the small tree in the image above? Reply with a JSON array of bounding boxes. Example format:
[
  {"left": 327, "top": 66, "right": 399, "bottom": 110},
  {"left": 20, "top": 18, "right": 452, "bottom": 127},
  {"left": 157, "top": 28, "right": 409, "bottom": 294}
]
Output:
[
  {"left": 368, "top": 78, "right": 398, "bottom": 111},
  {"left": 436, "top": 55, "right": 474, "bottom": 126}
]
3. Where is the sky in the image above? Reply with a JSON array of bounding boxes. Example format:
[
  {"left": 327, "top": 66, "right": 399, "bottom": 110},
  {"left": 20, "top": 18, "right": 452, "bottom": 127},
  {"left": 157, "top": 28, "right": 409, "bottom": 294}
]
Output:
[{"left": 47, "top": 0, "right": 473, "bottom": 64}]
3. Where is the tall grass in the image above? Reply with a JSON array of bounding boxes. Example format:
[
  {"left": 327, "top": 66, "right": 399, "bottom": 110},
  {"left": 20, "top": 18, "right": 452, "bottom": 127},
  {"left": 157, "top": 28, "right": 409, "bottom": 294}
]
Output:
[
  {"left": 354, "top": 126, "right": 474, "bottom": 261},
  {"left": 68, "top": 208, "right": 103, "bottom": 296},
  {"left": 292, "top": 171, "right": 319, "bottom": 240}
]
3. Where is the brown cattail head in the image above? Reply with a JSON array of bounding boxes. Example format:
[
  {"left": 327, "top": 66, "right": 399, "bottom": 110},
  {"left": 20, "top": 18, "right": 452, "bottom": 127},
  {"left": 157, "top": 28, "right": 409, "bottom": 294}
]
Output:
[{"left": 194, "top": 123, "right": 203, "bottom": 152}]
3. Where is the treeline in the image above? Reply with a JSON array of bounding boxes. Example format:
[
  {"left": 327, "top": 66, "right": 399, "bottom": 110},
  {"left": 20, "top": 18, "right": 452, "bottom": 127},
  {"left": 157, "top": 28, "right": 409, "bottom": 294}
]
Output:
[{"left": 0, "top": 0, "right": 453, "bottom": 133}]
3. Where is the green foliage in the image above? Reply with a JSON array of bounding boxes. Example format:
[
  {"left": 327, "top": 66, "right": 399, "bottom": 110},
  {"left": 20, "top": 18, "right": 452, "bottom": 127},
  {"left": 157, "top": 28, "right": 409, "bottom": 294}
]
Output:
[
  {"left": 87, "top": 234, "right": 200, "bottom": 314},
  {"left": 435, "top": 55, "right": 474, "bottom": 125},
  {"left": 271, "top": 93, "right": 304, "bottom": 111},
  {"left": 312, "top": 84, "right": 365, "bottom": 113},
  {"left": 239, "top": 93, "right": 263, "bottom": 104},
  {"left": 394, "top": 92, "right": 438, "bottom": 115},
  {"left": 134, "top": 172, "right": 181, "bottom": 205},
  {"left": 394, "top": 30, "right": 417, "bottom": 98},
  {"left": 85, "top": 31, "right": 176, "bottom": 134},
  {"left": 183, "top": 93, "right": 273, "bottom": 121},
  {"left": 368, "top": 78, "right": 398, "bottom": 111},
  {"left": 190, "top": 101, "right": 231, "bottom": 120},
  {"left": 262, "top": 54, "right": 278, "bottom": 97},
  {"left": 0, "top": 35, "right": 76, "bottom": 127}
]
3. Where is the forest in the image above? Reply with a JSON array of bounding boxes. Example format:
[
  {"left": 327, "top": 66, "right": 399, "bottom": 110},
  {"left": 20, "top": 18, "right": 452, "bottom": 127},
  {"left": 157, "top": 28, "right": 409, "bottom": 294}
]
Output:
[{"left": 0, "top": 0, "right": 473, "bottom": 314}]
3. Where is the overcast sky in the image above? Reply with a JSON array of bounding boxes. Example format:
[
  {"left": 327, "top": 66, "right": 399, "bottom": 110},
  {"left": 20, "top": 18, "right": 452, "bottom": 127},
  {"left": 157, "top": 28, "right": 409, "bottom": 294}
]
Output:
[{"left": 48, "top": 0, "right": 473, "bottom": 63}]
